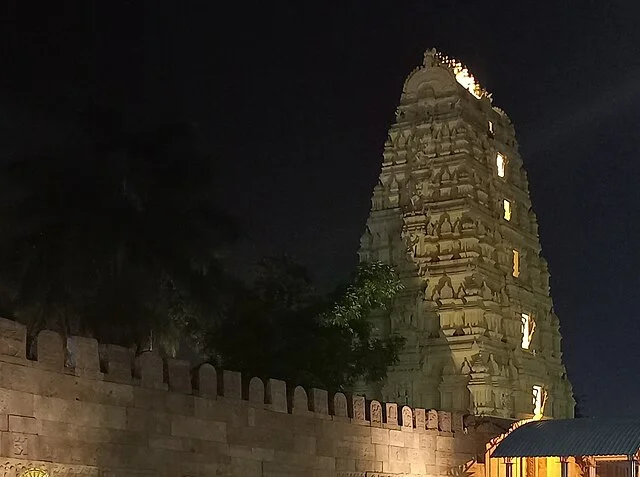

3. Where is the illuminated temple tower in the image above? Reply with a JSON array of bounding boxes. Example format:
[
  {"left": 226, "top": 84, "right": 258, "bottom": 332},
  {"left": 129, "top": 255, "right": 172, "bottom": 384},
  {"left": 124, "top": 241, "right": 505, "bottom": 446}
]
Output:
[{"left": 359, "top": 50, "right": 574, "bottom": 419}]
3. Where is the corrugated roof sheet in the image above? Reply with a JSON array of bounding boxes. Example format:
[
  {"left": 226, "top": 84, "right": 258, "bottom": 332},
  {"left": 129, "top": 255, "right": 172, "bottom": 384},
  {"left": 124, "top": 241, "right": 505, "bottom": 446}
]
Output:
[{"left": 492, "top": 419, "right": 640, "bottom": 458}]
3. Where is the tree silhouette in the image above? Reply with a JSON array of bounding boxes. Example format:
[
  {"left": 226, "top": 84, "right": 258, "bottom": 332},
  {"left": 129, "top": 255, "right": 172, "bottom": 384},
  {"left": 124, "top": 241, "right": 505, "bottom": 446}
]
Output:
[
  {"left": 0, "top": 108, "right": 236, "bottom": 354},
  {"left": 206, "top": 258, "right": 405, "bottom": 391}
]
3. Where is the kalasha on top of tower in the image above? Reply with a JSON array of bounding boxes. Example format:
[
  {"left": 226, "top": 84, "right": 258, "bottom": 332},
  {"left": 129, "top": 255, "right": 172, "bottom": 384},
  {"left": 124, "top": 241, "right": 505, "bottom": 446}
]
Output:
[{"left": 403, "top": 48, "right": 492, "bottom": 102}]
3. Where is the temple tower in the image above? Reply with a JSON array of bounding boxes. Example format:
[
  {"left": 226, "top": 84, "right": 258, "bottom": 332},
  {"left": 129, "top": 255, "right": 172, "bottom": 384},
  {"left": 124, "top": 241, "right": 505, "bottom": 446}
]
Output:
[{"left": 359, "top": 50, "right": 574, "bottom": 419}]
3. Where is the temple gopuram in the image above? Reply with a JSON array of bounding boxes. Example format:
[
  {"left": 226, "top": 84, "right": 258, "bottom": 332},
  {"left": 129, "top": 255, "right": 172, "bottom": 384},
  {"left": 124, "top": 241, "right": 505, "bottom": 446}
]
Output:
[{"left": 358, "top": 49, "right": 575, "bottom": 419}]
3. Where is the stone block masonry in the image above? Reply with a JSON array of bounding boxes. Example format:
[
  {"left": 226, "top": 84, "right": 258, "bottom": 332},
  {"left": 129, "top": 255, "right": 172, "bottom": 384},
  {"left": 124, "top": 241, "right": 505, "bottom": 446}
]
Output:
[{"left": 0, "top": 318, "right": 494, "bottom": 476}]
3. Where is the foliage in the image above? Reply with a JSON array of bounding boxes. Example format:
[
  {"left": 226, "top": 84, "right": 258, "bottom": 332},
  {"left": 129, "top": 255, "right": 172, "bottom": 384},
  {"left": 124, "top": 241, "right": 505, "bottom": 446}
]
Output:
[
  {"left": 321, "top": 260, "right": 405, "bottom": 327},
  {"left": 205, "top": 258, "right": 405, "bottom": 391},
  {"left": 0, "top": 110, "right": 236, "bottom": 354}
]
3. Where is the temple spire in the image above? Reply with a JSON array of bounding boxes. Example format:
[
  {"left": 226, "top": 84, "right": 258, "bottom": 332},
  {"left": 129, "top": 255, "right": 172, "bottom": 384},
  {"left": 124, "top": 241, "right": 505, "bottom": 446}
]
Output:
[{"left": 359, "top": 51, "right": 574, "bottom": 419}]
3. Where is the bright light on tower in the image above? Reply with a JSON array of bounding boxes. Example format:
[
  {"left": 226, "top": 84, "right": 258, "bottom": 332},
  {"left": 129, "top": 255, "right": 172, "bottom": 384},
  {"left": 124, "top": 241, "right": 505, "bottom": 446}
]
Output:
[
  {"left": 453, "top": 65, "right": 483, "bottom": 99},
  {"left": 496, "top": 153, "right": 506, "bottom": 178},
  {"left": 521, "top": 313, "right": 533, "bottom": 349},
  {"left": 503, "top": 199, "right": 512, "bottom": 221},
  {"left": 532, "top": 385, "right": 544, "bottom": 416}
]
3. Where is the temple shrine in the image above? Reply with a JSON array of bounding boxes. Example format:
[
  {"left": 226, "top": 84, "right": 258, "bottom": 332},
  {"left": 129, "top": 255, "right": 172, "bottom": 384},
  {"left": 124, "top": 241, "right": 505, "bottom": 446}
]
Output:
[{"left": 358, "top": 49, "right": 575, "bottom": 419}]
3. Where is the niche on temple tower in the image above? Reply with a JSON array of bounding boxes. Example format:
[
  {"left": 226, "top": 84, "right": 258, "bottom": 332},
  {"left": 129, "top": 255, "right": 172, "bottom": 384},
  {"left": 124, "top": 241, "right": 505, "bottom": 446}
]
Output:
[{"left": 358, "top": 49, "right": 574, "bottom": 419}]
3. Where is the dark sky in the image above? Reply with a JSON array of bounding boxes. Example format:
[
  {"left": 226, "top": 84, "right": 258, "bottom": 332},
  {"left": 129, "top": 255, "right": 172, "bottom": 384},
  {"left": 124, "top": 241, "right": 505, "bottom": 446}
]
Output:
[{"left": 2, "top": 1, "right": 640, "bottom": 417}]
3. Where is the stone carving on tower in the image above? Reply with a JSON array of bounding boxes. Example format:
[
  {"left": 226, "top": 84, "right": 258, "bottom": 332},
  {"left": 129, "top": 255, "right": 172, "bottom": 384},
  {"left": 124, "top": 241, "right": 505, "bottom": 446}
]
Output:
[{"left": 359, "top": 49, "right": 574, "bottom": 419}]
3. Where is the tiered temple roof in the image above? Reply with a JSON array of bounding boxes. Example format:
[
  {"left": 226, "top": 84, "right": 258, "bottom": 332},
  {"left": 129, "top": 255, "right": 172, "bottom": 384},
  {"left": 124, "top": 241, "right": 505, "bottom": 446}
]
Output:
[{"left": 359, "top": 50, "right": 574, "bottom": 419}]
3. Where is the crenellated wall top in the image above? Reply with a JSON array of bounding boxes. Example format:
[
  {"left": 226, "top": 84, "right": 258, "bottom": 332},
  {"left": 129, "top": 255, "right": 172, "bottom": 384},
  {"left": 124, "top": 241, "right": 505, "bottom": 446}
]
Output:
[{"left": 0, "top": 317, "right": 469, "bottom": 433}]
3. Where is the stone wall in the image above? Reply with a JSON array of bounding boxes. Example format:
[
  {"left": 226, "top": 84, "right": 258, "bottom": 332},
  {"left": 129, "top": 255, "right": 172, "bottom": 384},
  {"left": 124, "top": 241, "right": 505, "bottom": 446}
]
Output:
[{"left": 0, "top": 318, "right": 492, "bottom": 477}]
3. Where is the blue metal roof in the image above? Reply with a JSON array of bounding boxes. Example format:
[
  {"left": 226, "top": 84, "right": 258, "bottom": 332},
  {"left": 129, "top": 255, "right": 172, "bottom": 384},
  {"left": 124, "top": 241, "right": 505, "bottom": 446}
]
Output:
[{"left": 492, "top": 419, "right": 640, "bottom": 458}]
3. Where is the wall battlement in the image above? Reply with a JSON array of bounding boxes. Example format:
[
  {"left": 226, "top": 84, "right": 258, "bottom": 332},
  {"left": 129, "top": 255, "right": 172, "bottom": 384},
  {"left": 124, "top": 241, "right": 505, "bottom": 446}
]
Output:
[{"left": 0, "top": 317, "right": 496, "bottom": 477}]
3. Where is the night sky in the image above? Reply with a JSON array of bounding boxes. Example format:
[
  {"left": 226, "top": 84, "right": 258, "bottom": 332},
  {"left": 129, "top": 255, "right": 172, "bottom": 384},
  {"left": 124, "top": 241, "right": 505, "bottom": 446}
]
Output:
[{"left": 2, "top": 1, "right": 640, "bottom": 417}]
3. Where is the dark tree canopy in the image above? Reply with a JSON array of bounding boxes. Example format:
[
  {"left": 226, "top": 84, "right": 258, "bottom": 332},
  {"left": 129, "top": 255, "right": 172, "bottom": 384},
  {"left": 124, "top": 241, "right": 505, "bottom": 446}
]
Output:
[
  {"left": 206, "top": 258, "right": 405, "bottom": 391},
  {"left": 0, "top": 110, "right": 236, "bottom": 354},
  {"left": 0, "top": 109, "right": 404, "bottom": 388}
]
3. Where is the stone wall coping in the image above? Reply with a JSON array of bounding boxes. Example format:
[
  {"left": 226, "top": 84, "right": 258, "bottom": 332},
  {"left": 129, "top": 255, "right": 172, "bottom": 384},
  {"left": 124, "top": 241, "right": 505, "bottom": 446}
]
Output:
[{"left": 0, "top": 318, "right": 469, "bottom": 432}]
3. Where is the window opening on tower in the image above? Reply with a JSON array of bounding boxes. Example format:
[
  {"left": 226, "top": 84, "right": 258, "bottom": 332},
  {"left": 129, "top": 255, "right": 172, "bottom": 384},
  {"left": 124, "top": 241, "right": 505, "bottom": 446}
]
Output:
[
  {"left": 532, "top": 385, "right": 544, "bottom": 415},
  {"left": 503, "top": 199, "right": 512, "bottom": 221},
  {"left": 488, "top": 120, "right": 495, "bottom": 138},
  {"left": 521, "top": 313, "right": 535, "bottom": 350},
  {"left": 512, "top": 249, "right": 520, "bottom": 278},
  {"left": 496, "top": 153, "right": 506, "bottom": 178}
]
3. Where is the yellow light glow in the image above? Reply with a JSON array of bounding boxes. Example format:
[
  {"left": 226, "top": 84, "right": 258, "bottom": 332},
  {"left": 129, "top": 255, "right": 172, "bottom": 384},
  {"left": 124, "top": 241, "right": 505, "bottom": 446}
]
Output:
[
  {"left": 453, "top": 65, "right": 483, "bottom": 99},
  {"left": 485, "top": 390, "right": 547, "bottom": 462},
  {"left": 488, "top": 120, "right": 494, "bottom": 136},
  {"left": 521, "top": 313, "right": 536, "bottom": 350},
  {"left": 496, "top": 153, "right": 506, "bottom": 178},
  {"left": 503, "top": 199, "right": 512, "bottom": 221},
  {"left": 512, "top": 250, "right": 520, "bottom": 278},
  {"left": 20, "top": 470, "right": 49, "bottom": 477},
  {"left": 429, "top": 51, "right": 487, "bottom": 99}
]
